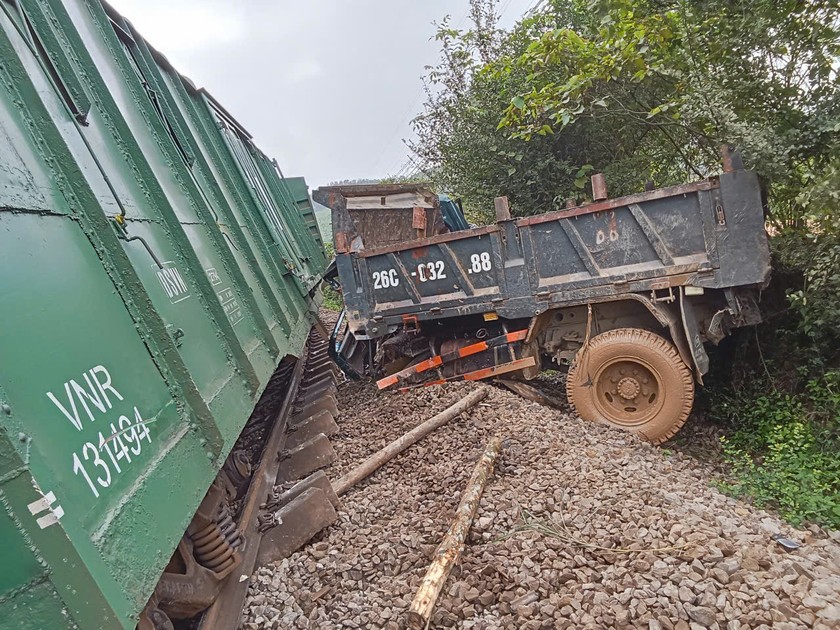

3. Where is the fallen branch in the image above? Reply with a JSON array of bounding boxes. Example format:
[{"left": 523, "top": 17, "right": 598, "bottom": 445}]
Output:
[
  {"left": 500, "top": 494, "right": 694, "bottom": 555},
  {"left": 407, "top": 435, "right": 502, "bottom": 630},
  {"left": 333, "top": 388, "right": 488, "bottom": 496}
]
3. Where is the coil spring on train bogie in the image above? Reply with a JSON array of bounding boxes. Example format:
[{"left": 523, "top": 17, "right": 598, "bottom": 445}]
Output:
[
  {"left": 216, "top": 502, "right": 242, "bottom": 549},
  {"left": 185, "top": 477, "right": 243, "bottom": 575},
  {"left": 188, "top": 500, "right": 241, "bottom": 573},
  {"left": 222, "top": 449, "right": 252, "bottom": 499}
]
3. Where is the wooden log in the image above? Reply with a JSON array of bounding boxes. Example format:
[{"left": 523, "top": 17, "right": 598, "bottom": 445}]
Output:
[
  {"left": 333, "top": 388, "right": 488, "bottom": 496},
  {"left": 407, "top": 435, "right": 502, "bottom": 630}
]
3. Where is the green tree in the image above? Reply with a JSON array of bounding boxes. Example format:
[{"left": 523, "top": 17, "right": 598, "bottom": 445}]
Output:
[
  {"left": 412, "top": 0, "right": 840, "bottom": 527},
  {"left": 414, "top": 0, "right": 840, "bottom": 225},
  {"left": 411, "top": 0, "right": 606, "bottom": 221}
]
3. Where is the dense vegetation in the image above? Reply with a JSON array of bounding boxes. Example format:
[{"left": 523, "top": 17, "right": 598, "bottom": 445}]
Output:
[
  {"left": 412, "top": 0, "right": 840, "bottom": 528},
  {"left": 320, "top": 241, "right": 344, "bottom": 312}
]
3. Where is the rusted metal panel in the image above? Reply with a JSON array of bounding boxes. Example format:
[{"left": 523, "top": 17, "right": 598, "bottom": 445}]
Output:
[
  {"left": 314, "top": 184, "right": 445, "bottom": 249},
  {"left": 494, "top": 196, "right": 512, "bottom": 222},
  {"left": 359, "top": 224, "right": 500, "bottom": 258},
  {"left": 591, "top": 173, "right": 608, "bottom": 200},
  {"left": 515, "top": 179, "right": 719, "bottom": 226}
]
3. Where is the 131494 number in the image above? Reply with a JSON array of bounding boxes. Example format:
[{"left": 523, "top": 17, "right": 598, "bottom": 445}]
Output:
[{"left": 71, "top": 406, "right": 153, "bottom": 498}]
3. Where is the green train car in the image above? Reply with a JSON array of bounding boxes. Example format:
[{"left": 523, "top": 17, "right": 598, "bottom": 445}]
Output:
[{"left": 0, "top": 1, "right": 328, "bottom": 628}]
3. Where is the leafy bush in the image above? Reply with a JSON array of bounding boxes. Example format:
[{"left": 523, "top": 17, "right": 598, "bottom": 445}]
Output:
[
  {"left": 709, "top": 228, "right": 840, "bottom": 529},
  {"left": 320, "top": 241, "right": 343, "bottom": 312},
  {"left": 785, "top": 236, "right": 840, "bottom": 348},
  {"left": 714, "top": 374, "right": 840, "bottom": 529},
  {"left": 321, "top": 284, "right": 343, "bottom": 312}
]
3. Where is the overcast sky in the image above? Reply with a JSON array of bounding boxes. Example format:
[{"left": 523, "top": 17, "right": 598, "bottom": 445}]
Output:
[{"left": 106, "top": 0, "right": 536, "bottom": 188}]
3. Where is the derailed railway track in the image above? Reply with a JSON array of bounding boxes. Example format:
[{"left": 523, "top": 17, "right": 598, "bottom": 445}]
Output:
[
  {"left": 65, "top": 330, "right": 345, "bottom": 630},
  {"left": 135, "top": 331, "right": 345, "bottom": 630},
  {"left": 132, "top": 332, "right": 338, "bottom": 628}
]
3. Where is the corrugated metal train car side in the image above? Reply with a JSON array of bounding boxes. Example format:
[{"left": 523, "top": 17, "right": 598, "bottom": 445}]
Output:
[{"left": 0, "top": 1, "right": 325, "bottom": 628}]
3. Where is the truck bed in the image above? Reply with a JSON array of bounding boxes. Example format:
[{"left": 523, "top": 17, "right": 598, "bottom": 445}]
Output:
[{"left": 322, "top": 169, "right": 770, "bottom": 339}]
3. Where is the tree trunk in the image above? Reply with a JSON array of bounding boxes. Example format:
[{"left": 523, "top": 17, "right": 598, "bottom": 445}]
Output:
[{"left": 406, "top": 435, "right": 502, "bottom": 629}]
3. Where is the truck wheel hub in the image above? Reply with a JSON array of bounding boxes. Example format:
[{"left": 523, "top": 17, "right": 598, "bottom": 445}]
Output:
[
  {"left": 617, "top": 377, "right": 641, "bottom": 400},
  {"left": 592, "top": 358, "right": 662, "bottom": 427}
]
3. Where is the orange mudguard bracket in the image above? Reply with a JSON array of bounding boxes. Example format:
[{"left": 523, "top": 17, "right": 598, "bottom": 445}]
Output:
[
  {"left": 376, "top": 329, "right": 528, "bottom": 390},
  {"left": 396, "top": 356, "right": 537, "bottom": 392}
]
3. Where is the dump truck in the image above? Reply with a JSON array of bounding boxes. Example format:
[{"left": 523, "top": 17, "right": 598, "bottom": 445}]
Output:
[{"left": 315, "top": 149, "right": 771, "bottom": 444}]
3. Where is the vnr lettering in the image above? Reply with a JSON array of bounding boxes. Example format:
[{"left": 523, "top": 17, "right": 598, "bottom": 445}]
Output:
[{"left": 46, "top": 365, "right": 124, "bottom": 431}]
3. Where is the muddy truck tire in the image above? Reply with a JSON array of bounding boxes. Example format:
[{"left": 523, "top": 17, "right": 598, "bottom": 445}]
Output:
[{"left": 566, "top": 328, "right": 694, "bottom": 444}]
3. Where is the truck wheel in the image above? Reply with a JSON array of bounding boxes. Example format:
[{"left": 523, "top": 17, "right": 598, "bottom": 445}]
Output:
[{"left": 566, "top": 328, "right": 694, "bottom": 444}]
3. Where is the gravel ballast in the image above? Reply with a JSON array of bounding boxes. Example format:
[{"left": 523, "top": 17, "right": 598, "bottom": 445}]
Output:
[{"left": 240, "top": 377, "right": 840, "bottom": 629}]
